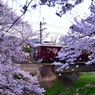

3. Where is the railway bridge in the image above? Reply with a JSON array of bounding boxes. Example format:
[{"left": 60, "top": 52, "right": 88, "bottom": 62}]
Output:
[
  {"left": 20, "top": 62, "right": 95, "bottom": 87},
  {"left": 54, "top": 62, "right": 95, "bottom": 73}
]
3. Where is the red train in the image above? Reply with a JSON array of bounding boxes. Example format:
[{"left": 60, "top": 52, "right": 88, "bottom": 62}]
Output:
[
  {"left": 28, "top": 44, "right": 90, "bottom": 63},
  {"left": 32, "top": 44, "right": 63, "bottom": 62}
]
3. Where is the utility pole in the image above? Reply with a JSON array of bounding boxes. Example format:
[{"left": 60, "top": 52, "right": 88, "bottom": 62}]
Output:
[
  {"left": 40, "top": 21, "right": 42, "bottom": 44},
  {"left": 39, "top": 19, "right": 47, "bottom": 44}
]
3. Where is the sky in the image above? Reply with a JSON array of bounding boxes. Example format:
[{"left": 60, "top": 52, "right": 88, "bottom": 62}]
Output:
[{"left": 3, "top": 0, "right": 91, "bottom": 42}]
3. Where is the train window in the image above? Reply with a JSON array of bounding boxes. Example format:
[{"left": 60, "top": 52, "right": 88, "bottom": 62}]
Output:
[
  {"left": 53, "top": 48, "right": 58, "bottom": 54},
  {"left": 47, "top": 48, "right": 50, "bottom": 53},
  {"left": 82, "top": 50, "right": 91, "bottom": 54},
  {"left": 38, "top": 48, "right": 41, "bottom": 53},
  {"left": 45, "top": 47, "right": 53, "bottom": 53},
  {"left": 43, "top": 49, "right": 46, "bottom": 53},
  {"left": 50, "top": 48, "right": 53, "bottom": 53}
]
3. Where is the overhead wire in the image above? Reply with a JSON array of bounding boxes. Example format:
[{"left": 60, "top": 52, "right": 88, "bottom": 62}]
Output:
[
  {"left": 30, "top": 20, "right": 69, "bottom": 29},
  {"left": 15, "top": 1, "right": 78, "bottom": 35},
  {"left": 46, "top": 24, "right": 69, "bottom": 29},
  {"left": 5, "top": 0, "right": 66, "bottom": 40},
  {"left": 45, "top": 31, "right": 66, "bottom": 35},
  {"left": 31, "top": 5, "right": 68, "bottom": 24},
  {"left": 65, "top": 11, "right": 75, "bottom": 25},
  {"left": 33, "top": 5, "right": 41, "bottom": 29},
  {"left": 64, "top": 1, "right": 89, "bottom": 28},
  {"left": 67, "top": 1, "right": 93, "bottom": 38},
  {"left": 25, "top": 4, "right": 74, "bottom": 35}
]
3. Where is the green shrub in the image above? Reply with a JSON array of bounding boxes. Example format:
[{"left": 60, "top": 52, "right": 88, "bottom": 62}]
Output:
[
  {"left": 44, "top": 80, "right": 65, "bottom": 95},
  {"left": 23, "top": 47, "right": 31, "bottom": 53},
  {"left": 45, "top": 73, "right": 95, "bottom": 95}
]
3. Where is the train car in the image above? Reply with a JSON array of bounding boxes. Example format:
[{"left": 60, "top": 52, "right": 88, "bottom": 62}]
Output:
[
  {"left": 32, "top": 44, "right": 63, "bottom": 62},
  {"left": 76, "top": 50, "right": 91, "bottom": 62}
]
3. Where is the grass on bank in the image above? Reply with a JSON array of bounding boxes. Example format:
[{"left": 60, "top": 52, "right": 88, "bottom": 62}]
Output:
[{"left": 44, "top": 72, "right": 95, "bottom": 95}]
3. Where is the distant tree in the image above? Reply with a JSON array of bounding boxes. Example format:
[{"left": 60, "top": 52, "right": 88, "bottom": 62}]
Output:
[
  {"left": 0, "top": 1, "right": 21, "bottom": 38},
  {"left": 16, "top": 21, "right": 37, "bottom": 43},
  {"left": 50, "top": 34, "right": 60, "bottom": 45},
  {"left": 0, "top": 1, "right": 36, "bottom": 39}
]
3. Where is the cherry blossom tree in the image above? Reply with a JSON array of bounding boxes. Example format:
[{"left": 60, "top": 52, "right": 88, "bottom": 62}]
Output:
[
  {"left": 0, "top": 1, "right": 36, "bottom": 40},
  {"left": 0, "top": 35, "right": 45, "bottom": 95},
  {"left": 9, "top": 0, "right": 84, "bottom": 17},
  {"left": 0, "top": 1, "right": 45, "bottom": 94},
  {"left": 53, "top": 0, "right": 95, "bottom": 71},
  {"left": 39, "top": 0, "right": 84, "bottom": 17}
]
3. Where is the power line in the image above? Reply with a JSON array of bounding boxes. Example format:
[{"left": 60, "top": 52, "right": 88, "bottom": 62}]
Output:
[
  {"left": 27, "top": 6, "right": 74, "bottom": 30},
  {"left": 44, "top": 30, "right": 67, "bottom": 35},
  {"left": 35, "top": 8, "right": 74, "bottom": 28},
  {"left": 49, "top": 32, "right": 65, "bottom": 35},
  {"left": 46, "top": 24, "right": 69, "bottom": 29},
  {"left": 29, "top": 21, "right": 69, "bottom": 29},
  {"left": 32, "top": 6, "right": 68, "bottom": 23},
  {"left": 34, "top": 5, "right": 41, "bottom": 30}
]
